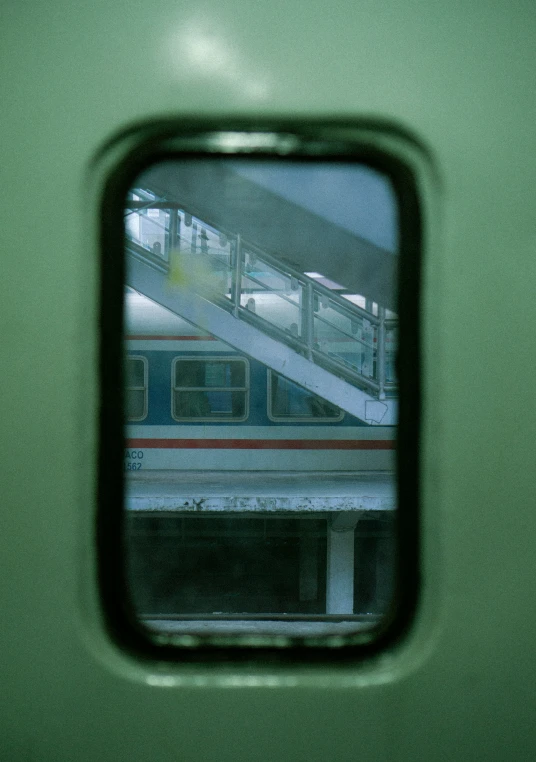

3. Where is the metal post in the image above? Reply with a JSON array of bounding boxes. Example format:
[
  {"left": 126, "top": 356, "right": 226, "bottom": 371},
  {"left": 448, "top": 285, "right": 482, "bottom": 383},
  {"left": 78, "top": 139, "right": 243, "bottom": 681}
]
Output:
[
  {"left": 190, "top": 222, "right": 197, "bottom": 254},
  {"left": 231, "top": 234, "right": 243, "bottom": 317},
  {"left": 377, "top": 306, "right": 386, "bottom": 400},
  {"left": 168, "top": 209, "right": 178, "bottom": 262},
  {"left": 303, "top": 281, "right": 315, "bottom": 360}
]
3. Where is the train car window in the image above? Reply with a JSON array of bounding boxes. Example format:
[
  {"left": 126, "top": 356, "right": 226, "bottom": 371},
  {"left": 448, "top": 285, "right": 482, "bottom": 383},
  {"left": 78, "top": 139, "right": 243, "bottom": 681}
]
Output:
[
  {"left": 267, "top": 370, "right": 344, "bottom": 422},
  {"left": 100, "top": 125, "right": 421, "bottom": 657},
  {"left": 125, "top": 356, "right": 148, "bottom": 421},
  {"left": 172, "top": 357, "right": 249, "bottom": 421}
]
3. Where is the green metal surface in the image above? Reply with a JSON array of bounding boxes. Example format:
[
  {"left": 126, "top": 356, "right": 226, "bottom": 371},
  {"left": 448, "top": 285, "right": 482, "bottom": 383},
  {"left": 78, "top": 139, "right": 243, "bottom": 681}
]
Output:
[{"left": 1, "top": 1, "right": 536, "bottom": 759}]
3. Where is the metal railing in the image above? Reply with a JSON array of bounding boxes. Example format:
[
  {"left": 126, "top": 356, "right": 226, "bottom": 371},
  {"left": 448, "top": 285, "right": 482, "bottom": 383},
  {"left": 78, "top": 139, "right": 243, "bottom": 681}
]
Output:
[{"left": 125, "top": 189, "right": 397, "bottom": 399}]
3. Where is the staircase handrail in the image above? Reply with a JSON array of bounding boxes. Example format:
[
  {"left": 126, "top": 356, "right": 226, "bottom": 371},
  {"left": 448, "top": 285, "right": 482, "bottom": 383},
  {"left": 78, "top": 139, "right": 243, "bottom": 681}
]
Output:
[{"left": 125, "top": 190, "right": 398, "bottom": 398}]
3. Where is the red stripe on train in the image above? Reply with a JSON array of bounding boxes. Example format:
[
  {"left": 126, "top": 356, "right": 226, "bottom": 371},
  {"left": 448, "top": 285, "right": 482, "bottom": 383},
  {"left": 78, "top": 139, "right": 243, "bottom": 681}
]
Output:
[{"left": 126, "top": 439, "right": 395, "bottom": 450}]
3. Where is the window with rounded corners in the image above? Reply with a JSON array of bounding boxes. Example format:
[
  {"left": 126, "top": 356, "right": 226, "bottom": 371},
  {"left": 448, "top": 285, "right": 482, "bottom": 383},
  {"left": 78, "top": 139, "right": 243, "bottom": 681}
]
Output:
[
  {"left": 98, "top": 122, "right": 422, "bottom": 662},
  {"left": 171, "top": 356, "right": 249, "bottom": 422}
]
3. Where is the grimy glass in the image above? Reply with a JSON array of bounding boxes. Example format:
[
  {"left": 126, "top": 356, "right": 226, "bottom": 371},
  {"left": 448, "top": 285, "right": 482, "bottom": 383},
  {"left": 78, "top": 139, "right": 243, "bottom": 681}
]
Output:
[{"left": 123, "top": 158, "right": 398, "bottom": 643}]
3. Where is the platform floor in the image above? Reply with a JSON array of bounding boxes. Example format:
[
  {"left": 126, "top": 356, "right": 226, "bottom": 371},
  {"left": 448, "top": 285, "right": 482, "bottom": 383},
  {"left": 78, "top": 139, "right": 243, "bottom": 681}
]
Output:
[{"left": 126, "top": 470, "right": 395, "bottom": 512}]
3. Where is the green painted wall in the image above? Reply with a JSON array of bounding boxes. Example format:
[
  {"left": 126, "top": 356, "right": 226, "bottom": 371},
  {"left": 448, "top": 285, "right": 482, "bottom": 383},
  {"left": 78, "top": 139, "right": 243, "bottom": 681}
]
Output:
[{"left": 1, "top": 1, "right": 535, "bottom": 760}]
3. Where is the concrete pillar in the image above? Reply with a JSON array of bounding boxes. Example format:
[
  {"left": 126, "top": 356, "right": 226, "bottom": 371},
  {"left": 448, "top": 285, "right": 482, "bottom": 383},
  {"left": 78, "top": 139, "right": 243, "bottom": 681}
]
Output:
[{"left": 326, "top": 513, "right": 360, "bottom": 615}]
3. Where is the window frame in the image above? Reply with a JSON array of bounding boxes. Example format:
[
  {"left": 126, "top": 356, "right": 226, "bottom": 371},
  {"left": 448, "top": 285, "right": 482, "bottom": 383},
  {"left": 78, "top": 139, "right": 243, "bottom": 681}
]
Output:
[
  {"left": 170, "top": 355, "right": 250, "bottom": 423},
  {"left": 97, "top": 120, "right": 424, "bottom": 664}
]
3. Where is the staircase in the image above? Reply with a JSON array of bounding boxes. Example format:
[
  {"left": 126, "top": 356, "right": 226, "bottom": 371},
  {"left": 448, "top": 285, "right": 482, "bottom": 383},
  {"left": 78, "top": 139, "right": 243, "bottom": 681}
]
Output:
[{"left": 124, "top": 187, "right": 398, "bottom": 425}]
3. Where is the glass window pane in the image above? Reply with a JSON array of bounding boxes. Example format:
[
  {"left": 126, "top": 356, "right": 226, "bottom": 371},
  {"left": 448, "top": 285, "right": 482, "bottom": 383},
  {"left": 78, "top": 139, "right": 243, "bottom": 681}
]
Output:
[
  {"left": 175, "top": 359, "right": 246, "bottom": 389},
  {"left": 269, "top": 371, "right": 343, "bottom": 420},
  {"left": 127, "top": 357, "right": 145, "bottom": 387},
  {"left": 116, "top": 136, "right": 418, "bottom": 651},
  {"left": 174, "top": 360, "right": 204, "bottom": 388},
  {"left": 127, "top": 389, "right": 145, "bottom": 420},
  {"left": 173, "top": 390, "right": 246, "bottom": 419}
]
